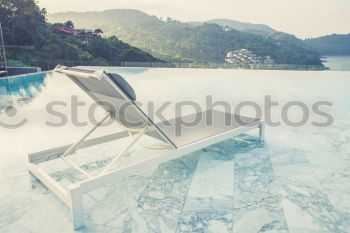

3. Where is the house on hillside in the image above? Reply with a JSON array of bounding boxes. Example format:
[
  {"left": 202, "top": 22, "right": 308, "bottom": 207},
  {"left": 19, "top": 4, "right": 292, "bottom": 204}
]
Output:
[
  {"left": 53, "top": 28, "right": 101, "bottom": 43},
  {"left": 225, "top": 49, "right": 274, "bottom": 65},
  {"left": 53, "top": 28, "right": 78, "bottom": 37}
]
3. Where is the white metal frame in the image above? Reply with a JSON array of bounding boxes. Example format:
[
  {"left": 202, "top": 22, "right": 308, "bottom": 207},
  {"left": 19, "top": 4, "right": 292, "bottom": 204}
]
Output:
[
  {"left": 0, "top": 22, "right": 8, "bottom": 75},
  {"left": 27, "top": 66, "right": 265, "bottom": 229}
]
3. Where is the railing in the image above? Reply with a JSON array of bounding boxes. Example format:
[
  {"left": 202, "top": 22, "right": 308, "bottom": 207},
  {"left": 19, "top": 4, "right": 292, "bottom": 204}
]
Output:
[
  {"left": 5, "top": 59, "right": 350, "bottom": 71},
  {"left": 6, "top": 60, "right": 333, "bottom": 70}
]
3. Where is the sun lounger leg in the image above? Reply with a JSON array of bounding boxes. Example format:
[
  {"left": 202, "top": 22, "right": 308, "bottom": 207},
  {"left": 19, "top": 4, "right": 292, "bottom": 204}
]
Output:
[
  {"left": 100, "top": 126, "right": 148, "bottom": 174},
  {"left": 61, "top": 114, "right": 110, "bottom": 158},
  {"left": 68, "top": 184, "right": 85, "bottom": 229}
]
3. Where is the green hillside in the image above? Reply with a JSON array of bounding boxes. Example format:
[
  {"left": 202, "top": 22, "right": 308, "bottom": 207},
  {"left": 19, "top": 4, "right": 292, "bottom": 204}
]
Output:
[
  {"left": 188, "top": 18, "right": 276, "bottom": 36},
  {"left": 0, "top": 1, "right": 161, "bottom": 70},
  {"left": 49, "top": 9, "right": 323, "bottom": 65},
  {"left": 304, "top": 34, "right": 350, "bottom": 55}
]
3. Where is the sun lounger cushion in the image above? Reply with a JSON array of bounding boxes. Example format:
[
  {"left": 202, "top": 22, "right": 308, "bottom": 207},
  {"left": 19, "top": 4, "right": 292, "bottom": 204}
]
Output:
[{"left": 108, "top": 73, "right": 136, "bottom": 101}]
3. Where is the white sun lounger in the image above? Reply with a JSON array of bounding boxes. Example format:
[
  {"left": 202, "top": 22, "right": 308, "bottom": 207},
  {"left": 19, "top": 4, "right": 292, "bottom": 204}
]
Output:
[{"left": 27, "top": 65, "right": 265, "bottom": 229}]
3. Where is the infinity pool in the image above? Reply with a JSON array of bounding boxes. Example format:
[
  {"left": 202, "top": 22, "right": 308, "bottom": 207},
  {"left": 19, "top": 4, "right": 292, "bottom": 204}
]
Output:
[{"left": 0, "top": 68, "right": 350, "bottom": 233}]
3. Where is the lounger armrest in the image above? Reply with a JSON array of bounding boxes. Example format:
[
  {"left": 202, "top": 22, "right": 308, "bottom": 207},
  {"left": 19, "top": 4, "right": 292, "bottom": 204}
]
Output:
[{"left": 54, "top": 65, "right": 105, "bottom": 79}]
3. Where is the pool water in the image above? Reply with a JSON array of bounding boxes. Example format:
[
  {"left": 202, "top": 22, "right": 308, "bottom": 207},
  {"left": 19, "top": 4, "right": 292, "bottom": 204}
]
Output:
[
  {"left": 0, "top": 68, "right": 350, "bottom": 233},
  {"left": 0, "top": 72, "right": 46, "bottom": 111}
]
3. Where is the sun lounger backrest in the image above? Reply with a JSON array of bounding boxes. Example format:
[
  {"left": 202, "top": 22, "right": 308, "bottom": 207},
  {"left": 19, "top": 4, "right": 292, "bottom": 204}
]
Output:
[
  {"left": 54, "top": 66, "right": 150, "bottom": 129},
  {"left": 55, "top": 66, "right": 176, "bottom": 147}
]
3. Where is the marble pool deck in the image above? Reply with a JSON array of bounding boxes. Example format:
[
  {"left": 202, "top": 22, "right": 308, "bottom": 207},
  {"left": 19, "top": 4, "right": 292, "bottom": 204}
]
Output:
[
  {"left": 1, "top": 125, "right": 350, "bottom": 233},
  {"left": 1, "top": 69, "right": 350, "bottom": 233}
]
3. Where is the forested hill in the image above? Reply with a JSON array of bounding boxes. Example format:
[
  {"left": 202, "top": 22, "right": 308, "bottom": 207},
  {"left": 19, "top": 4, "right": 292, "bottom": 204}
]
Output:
[
  {"left": 49, "top": 9, "right": 323, "bottom": 65},
  {"left": 0, "top": 1, "right": 161, "bottom": 69},
  {"left": 304, "top": 34, "right": 350, "bottom": 55},
  {"left": 188, "top": 19, "right": 276, "bottom": 36}
]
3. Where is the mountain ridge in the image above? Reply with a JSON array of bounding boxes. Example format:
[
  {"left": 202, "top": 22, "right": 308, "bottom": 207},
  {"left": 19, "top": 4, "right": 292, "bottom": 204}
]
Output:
[
  {"left": 304, "top": 34, "right": 350, "bottom": 55},
  {"left": 188, "top": 18, "right": 276, "bottom": 36},
  {"left": 49, "top": 9, "right": 323, "bottom": 65}
]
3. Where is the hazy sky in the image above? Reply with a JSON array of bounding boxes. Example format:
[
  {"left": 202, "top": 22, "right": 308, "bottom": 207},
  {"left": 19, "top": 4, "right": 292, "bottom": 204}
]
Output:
[{"left": 38, "top": 0, "right": 350, "bottom": 38}]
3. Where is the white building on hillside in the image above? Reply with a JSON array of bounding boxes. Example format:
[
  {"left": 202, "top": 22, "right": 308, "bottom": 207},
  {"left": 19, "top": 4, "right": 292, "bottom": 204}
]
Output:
[{"left": 225, "top": 49, "right": 274, "bottom": 65}]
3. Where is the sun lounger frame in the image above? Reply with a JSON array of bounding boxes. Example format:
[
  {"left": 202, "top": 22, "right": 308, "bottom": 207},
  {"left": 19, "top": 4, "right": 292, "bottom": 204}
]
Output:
[{"left": 27, "top": 66, "right": 265, "bottom": 229}]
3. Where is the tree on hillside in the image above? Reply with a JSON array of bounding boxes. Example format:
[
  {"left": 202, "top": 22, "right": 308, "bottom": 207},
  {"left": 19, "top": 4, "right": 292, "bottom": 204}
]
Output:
[
  {"left": 0, "top": 0, "right": 47, "bottom": 46},
  {"left": 64, "top": 20, "right": 74, "bottom": 28},
  {"left": 52, "top": 23, "right": 65, "bottom": 29},
  {"left": 94, "top": 28, "right": 103, "bottom": 34}
]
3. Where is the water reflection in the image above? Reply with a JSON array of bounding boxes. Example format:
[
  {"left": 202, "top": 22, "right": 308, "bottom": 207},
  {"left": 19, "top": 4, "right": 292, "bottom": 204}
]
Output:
[{"left": 0, "top": 73, "right": 47, "bottom": 111}]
